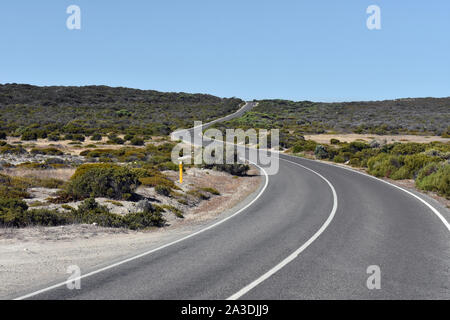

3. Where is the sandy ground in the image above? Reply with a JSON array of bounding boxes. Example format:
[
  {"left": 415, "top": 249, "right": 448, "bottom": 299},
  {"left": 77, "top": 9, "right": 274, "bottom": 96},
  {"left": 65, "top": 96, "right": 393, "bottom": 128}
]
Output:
[
  {"left": 0, "top": 167, "right": 262, "bottom": 299},
  {"left": 304, "top": 134, "right": 449, "bottom": 144}
]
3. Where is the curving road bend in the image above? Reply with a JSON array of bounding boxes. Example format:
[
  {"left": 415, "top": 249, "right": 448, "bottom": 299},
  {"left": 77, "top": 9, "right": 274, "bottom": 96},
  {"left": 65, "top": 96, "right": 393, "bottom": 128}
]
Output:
[{"left": 16, "top": 102, "right": 450, "bottom": 300}]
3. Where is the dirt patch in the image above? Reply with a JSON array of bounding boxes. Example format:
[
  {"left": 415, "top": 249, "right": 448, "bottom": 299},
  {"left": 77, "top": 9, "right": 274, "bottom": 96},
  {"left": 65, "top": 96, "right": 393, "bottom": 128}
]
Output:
[{"left": 304, "top": 134, "right": 449, "bottom": 144}]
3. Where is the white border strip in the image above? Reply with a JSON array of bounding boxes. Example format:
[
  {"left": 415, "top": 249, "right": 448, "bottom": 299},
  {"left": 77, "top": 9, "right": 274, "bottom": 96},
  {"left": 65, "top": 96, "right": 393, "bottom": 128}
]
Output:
[{"left": 227, "top": 157, "right": 338, "bottom": 300}]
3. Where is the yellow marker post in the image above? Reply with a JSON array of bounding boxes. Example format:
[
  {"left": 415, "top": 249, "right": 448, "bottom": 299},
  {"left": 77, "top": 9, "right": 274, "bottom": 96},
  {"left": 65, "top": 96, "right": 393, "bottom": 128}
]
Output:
[{"left": 179, "top": 161, "right": 183, "bottom": 184}]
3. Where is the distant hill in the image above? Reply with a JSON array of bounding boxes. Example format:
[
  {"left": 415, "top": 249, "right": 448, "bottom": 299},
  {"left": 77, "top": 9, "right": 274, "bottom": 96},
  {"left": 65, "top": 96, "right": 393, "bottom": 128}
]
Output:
[
  {"left": 0, "top": 84, "right": 243, "bottom": 136},
  {"left": 220, "top": 98, "right": 449, "bottom": 136}
]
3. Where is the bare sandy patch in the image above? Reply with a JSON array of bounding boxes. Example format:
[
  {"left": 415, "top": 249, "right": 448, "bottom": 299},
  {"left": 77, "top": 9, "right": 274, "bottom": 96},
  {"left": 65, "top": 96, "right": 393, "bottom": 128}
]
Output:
[{"left": 304, "top": 134, "right": 449, "bottom": 144}]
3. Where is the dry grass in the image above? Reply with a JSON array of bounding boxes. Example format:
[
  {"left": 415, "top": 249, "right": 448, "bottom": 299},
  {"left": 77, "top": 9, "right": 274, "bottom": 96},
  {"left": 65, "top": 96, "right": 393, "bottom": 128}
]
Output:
[
  {"left": 2, "top": 168, "right": 75, "bottom": 181},
  {"left": 5, "top": 135, "right": 169, "bottom": 155}
]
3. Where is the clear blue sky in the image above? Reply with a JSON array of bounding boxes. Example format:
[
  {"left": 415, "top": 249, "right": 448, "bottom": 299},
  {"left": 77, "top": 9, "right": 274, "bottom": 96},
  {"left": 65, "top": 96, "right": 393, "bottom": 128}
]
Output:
[{"left": 1, "top": 0, "right": 449, "bottom": 101}]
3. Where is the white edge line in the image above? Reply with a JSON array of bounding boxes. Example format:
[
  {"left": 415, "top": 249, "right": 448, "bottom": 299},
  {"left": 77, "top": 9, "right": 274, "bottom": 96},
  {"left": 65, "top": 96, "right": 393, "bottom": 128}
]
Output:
[
  {"left": 283, "top": 153, "right": 450, "bottom": 232},
  {"left": 227, "top": 158, "right": 338, "bottom": 300}
]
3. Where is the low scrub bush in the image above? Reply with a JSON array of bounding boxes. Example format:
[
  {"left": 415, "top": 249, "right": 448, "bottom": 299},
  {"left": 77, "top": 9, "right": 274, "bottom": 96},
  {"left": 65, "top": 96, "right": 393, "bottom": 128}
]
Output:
[
  {"left": 161, "top": 204, "right": 183, "bottom": 218},
  {"left": 21, "top": 131, "right": 38, "bottom": 141},
  {"left": 90, "top": 133, "right": 102, "bottom": 141},
  {"left": 30, "top": 147, "right": 63, "bottom": 156},
  {"left": 391, "top": 143, "right": 426, "bottom": 155},
  {"left": 200, "top": 187, "right": 220, "bottom": 195},
  {"left": 130, "top": 137, "right": 145, "bottom": 146},
  {"left": 0, "top": 174, "right": 31, "bottom": 199},
  {"left": 0, "top": 144, "right": 27, "bottom": 154},
  {"left": 390, "top": 154, "right": 440, "bottom": 180},
  {"left": 155, "top": 161, "right": 179, "bottom": 171},
  {"left": 292, "top": 140, "right": 317, "bottom": 153},
  {"left": 187, "top": 189, "right": 210, "bottom": 200},
  {"left": 314, "top": 145, "right": 329, "bottom": 159},
  {"left": 64, "top": 134, "right": 85, "bottom": 142},
  {"left": 155, "top": 185, "right": 171, "bottom": 196},
  {"left": 47, "top": 134, "right": 61, "bottom": 141},
  {"left": 66, "top": 164, "right": 140, "bottom": 200},
  {"left": 416, "top": 163, "right": 450, "bottom": 198},
  {"left": 330, "top": 138, "right": 340, "bottom": 145},
  {"left": 367, "top": 154, "right": 402, "bottom": 178}
]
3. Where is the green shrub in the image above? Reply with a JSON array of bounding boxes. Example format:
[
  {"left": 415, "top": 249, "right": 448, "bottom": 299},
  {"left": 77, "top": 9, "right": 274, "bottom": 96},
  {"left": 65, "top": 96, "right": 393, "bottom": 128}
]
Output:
[
  {"left": 124, "top": 207, "right": 166, "bottom": 229},
  {"left": 64, "top": 133, "right": 85, "bottom": 142},
  {"left": 90, "top": 133, "right": 102, "bottom": 141},
  {"left": 138, "top": 175, "right": 176, "bottom": 189},
  {"left": 119, "top": 149, "right": 147, "bottom": 162},
  {"left": 416, "top": 163, "right": 449, "bottom": 198},
  {"left": 292, "top": 140, "right": 317, "bottom": 153},
  {"left": 0, "top": 132, "right": 6, "bottom": 140},
  {"left": 0, "top": 144, "right": 26, "bottom": 154},
  {"left": 0, "top": 174, "right": 31, "bottom": 199},
  {"left": 67, "top": 164, "right": 140, "bottom": 200},
  {"left": 330, "top": 138, "right": 340, "bottom": 145},
  {"left": 155, "top": 185, "right": 171, "bottom": 196},
  {"left": 348, "top": 141, "right": 370, "bottom": 153},
  {"left": 71, "top": 197, "right": 124, "bottom": 227},
  {"left": 391, "top": 143, "right": 426, "bottom": 155},
  {"left": 47, "top": 134, "right": 61, "bottom": 141},
  {"left": 19, "top": 209, "right": 72, "bottom": 227},
  {"left": 367, "top": 154, "right": 402, "bottom": 178},
  {"left": 107, "top": 134, "right": 125, "bottom": 145},
  {"left": 130, "top": 137, "right": 145, "bottom": 146},
  {"left": 314, "top": 145, "right": 329, "bottom": 159},
  {"left": 21, "top": 131, "right": 38, "bottom": 141},
  {"left": 203, "top": 162, "right": 250, "bottom": 176},
  {"left": 390, "top": 154, "right": 440, "bottom": 180},
  {"left": 333, "top": 155, "right": 346, "bottom": 163},
  {"left": 30, "top": 147, "right": 64, "bottom": 156},
  {"left": 17, "top": 162, "right": 48, "bottom": 170},
  {"left": 156, "top": 161, "right": 178, "bottom": 171},
  {"left": 0, "top": 199, "right": 70, "bottom": 228},
  {"left": 0, "top": 198, "right": 29, "bottom": 227}
]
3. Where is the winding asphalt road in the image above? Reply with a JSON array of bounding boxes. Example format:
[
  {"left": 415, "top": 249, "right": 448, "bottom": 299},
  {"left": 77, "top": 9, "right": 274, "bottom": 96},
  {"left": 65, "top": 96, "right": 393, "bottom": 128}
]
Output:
[{"left": 16, "top": 102, "right": 450, "bottom": 300}]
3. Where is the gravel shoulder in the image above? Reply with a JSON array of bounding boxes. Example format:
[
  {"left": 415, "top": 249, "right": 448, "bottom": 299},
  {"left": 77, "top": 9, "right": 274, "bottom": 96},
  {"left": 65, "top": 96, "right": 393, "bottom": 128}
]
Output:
[{"left": 0, "top": 167, "right": 263, "bottom": 299}]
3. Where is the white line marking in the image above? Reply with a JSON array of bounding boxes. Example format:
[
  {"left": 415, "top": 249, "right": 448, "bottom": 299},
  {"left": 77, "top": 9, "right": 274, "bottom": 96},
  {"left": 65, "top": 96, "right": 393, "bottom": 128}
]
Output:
[
  {"left": 227, "top": 157, "right": 338, "bottom": 300},
  {"left": 283, "top": 154, "right": 450, "bottom": 232}
]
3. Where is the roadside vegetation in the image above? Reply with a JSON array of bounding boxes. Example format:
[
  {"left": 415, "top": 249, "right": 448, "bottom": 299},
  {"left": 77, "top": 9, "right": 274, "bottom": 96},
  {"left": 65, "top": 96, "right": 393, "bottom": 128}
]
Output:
[
  {"left": 0, "top": 84, "right": 242, "bottom": 139},
  {"left": 212, "top": 98, "right": 450, "bottom": 148},
  {"left": 0, "top": 135, "right": 250, "bottom": 229},
  {"left": 290, "top": 140, "right": 450, "bottom": 199}
]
